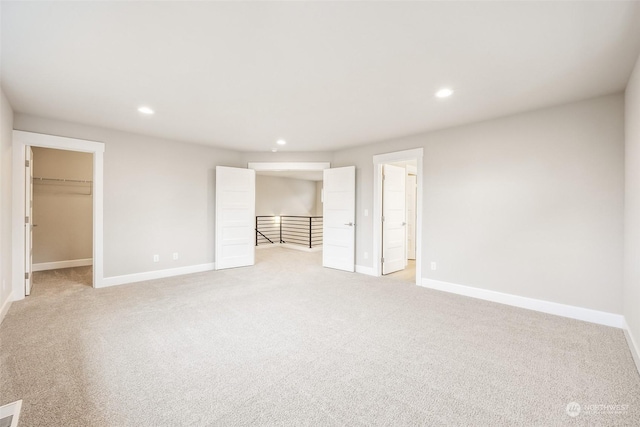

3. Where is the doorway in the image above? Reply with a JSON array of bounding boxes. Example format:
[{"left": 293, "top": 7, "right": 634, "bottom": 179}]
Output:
[
  {"left": 254, "top": 169, "right": 324, "bottom": 252},
  {"left": 249, "top": 162, "right": 330, "bottom": 263},
  {"left": 373, "top": 148, "right": 423, "bottom": 286},
  {"left": 380, "top": 160, "right": 417, "bottom": 283},
  {"left": 30, "top": 147, "right": 94, "bottom": 295},
  {"left": 12, "top": 131, "right": 104, "bottom": 300},
  {"left": 215, "top": 162, "right": 356, "bottom": 273}
]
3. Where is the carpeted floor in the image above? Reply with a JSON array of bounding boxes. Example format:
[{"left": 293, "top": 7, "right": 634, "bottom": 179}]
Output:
[{"left": 1, "top": 248, "right": 639, "bottom": 426}]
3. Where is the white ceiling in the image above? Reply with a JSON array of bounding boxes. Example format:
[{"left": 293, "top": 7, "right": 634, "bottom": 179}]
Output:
[{"left": 2, "top": 1, "right": 640, "bottom": 152}]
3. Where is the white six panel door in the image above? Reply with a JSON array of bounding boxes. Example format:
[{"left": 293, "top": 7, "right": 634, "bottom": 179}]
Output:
[
  {"left": 323, "top": 166, "right": 355, "bottom": 272},
  {"left": 215, "top": 166, "right": 255, "bottom": 270},
  {"left": 382, "top": 164, "right": 406, "bottom": 275}
]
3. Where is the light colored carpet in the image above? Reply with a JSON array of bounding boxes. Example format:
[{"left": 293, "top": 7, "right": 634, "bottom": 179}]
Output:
[
  {"left": 1, "top": 248, "right": 639, "bottom": 426},
  {"left": 384, "top": 260, "right": 415, "bottom": 283}
]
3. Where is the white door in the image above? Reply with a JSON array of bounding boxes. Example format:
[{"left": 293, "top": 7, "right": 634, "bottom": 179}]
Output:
[
  {"left": 323, "top": 166, "right": 355, "bottom": 272},
  {"left": 406, "top": 174, "right": 417, "bottom": 260},
  {"left": 382, "top": 164, "right": 406, "bottom": 275},
  {"left": 215, "top": 166, "right": 255, "bottom": 270},
  {"left": 25, "top": 147, "right": 34, "bottom": 295}
]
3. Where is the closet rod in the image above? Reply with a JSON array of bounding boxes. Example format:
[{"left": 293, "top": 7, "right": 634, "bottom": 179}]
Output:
[{"left": 33, "top": 177, "right": 93, "bottom": 184}]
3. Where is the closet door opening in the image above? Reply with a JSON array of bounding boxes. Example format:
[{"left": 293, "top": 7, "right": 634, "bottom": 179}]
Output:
[
  {"left": 30, "top": 147, "right": 94, "bottom": 294},
  {"left": 13, "top": 130, "right": 104, "bottom": 300}
]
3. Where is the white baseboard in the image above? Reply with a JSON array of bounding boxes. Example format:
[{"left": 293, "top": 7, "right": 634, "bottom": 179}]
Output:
[
  {"left": 256, "top": 243, "right": 323, "bottom": 253},
  {"left": 422, "top": 278, "right": 624, "bottom": 329},
  {"left": 100, "top": 263, "right": 215, "bottom": 288},
  {"left": 281, "top": 243, "right": 322, "bottom": 253},
  {"left": 33, "top": 258, "right": 93, "bottom": 272},
  {"left": 623, "top": 319, "right": 640, "bottom": 375},
  {"left": 0, "top": 293, "right": 12, "bottom": 325},
  {"left": 356, "top": 265, "right": 376, "bottom": 276},
  {"left": 256, "top": 243, "right": 281, "bottom": 250}
]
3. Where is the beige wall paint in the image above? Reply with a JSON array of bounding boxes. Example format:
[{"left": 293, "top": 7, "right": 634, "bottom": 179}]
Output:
[
  {"left": 624, "top": 54, "right": 640, "bottom": 356},
  {"left": 256, "top": 175, "right": 317, "bottom": 217},
  {"left": 7, "top": 93, "right": 627, "bottom": 320},
  {"left": 32, "top": 147, "right": 93, "bottom": 264},
  {"left": 14, "top": 114, "right": 242, "bottom": 277},
  {"left": 333, "top": 94, "right": 624, "bottom": 314},
  {"left": 1, "top": 88, "right": 14, "bottom": 310}
]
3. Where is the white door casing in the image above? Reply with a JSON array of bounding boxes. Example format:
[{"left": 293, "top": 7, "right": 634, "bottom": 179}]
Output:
[
  {"left": 372, "top": 148, "right": 423, "bottom": 284},
  {"left": 12, "top": 131, "right": 104, "bottom": 298},
  {"left": 382, "top": 164, "right": 406, "bottom": 275},
  {"left": 24, "top": 147, "right": 33, "bottom": 296},
  {"left": 323, "top": 166, "right": 355, "bottom": 272},
  {"left": 215, "top": 166, "right": 256, "bottom": 270},
  {"left": 406, "top": 173, "right": 417, "bottom": 260}
]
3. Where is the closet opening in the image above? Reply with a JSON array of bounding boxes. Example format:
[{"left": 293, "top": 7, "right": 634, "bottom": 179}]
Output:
[{"left": 30, "top": 147, "right": 94, "bottom": 295}]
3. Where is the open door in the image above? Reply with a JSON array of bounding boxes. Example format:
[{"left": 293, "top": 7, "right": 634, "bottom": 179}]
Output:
[
  {"left": 25, "top": 147, "right": 33, "bottom": 295},
  {"left": 322, "top": 166, "right": 355, "bottom": 272},
  {"left": 406, "top": 173, "right": 417, "bottom": 260},
  {"left": 215, "top": 166, "right": 256, "bottom": 270},
  {"left": 382, "top": 164, "right": 406, "bottom": 275}
]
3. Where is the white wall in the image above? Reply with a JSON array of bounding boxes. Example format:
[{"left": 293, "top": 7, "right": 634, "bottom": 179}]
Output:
[
  {"left": 333, "top": 94, "right": 624, "bottom": 314},
  {"left": 239, "top": 151, "right": 333, "bottom": 166},
  {"left": 6, "top": 94, "right": 629, "bottom": 325},
  {"left": 32, "top": 147, "right": 93, "bottom": 264},
  {"left": 256, "top": 175, "right": 317, "bottom": 216},
  {"left": 0, "top": 88, "right": 14, "bottom": 318},
  {"left": 14, "top": 114, "right": 242, "bottom": 277},
  {"left": 624, "top": 54, "right": 640, "bottom": 358}
]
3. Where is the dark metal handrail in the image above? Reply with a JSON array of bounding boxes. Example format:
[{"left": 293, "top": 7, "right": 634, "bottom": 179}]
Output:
[{"left": 256, "top": 215, "right": 323, "bottom": 248}]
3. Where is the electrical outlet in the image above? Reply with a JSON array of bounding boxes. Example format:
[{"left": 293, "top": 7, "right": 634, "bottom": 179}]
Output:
[
  {"left": 153, "top": 254, "right": 159, "bottom": 262},
  {"left": 431, "top": 262, "right": 437, "bottom": 271},
  {"left": 364, "top": 252, "right": 368, "bottom": 259},
  {"left": 172, "top": 252, "right": 179, "bottom": 260},
  {"left": 364, "top": 209, "right": 369, "bottom": 217}
]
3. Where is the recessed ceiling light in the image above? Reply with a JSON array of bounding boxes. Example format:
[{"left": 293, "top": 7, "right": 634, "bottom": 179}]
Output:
[
  {"left": 435, "top": 88, "right": 454, "bottom": 98},
  {"left": 271, "top": 148, "right": 278, "bottom": 153},
  {"left": 276, "top": 139, "right": 287, "bottom": 146},
  {"left": 138, "top": 106, "right": 154, "bottom": 115}
]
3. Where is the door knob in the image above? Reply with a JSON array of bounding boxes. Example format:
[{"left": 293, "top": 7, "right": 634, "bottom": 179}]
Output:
[
  {"left": 402, "top": 222, "right": 406, "bottom": 226},
  {"left": 344, "top": 222, "right": 353, "bottom": 226}
]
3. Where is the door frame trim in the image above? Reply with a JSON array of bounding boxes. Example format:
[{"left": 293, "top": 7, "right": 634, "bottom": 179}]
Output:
[
  {"left": 247, "top": 162, "right": 330, "bottom": 172},
  {"left": 12, "top": 131, "right": 105, "bottom": 299},
  {"left": 372, "top": 148, "right": 423, "bottom": 285}
]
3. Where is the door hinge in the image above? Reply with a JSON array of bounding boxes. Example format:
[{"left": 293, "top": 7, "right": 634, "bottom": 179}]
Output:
[
  {"left": 25, "top": 216, "right": 29, "bottom": 224},
  {"left": 25, "top": 160, "right": 30, "bottom": 167},
  {"left": 381, "top": 257, "right": 384, "bottom": 263},
  {"left": 25, "top": 272, "right": 29, "bottom": 280},
  {"left": 382, "top": 216, "right": 385, "bottom": 222}
]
